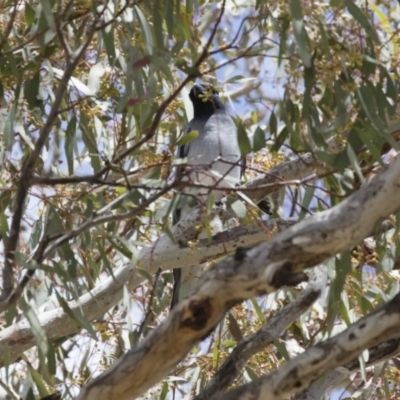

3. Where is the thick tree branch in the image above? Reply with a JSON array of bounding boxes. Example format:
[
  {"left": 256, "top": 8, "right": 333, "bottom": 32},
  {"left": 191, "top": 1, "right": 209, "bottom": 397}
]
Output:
[
  {"left": 293, "top": 368, "right": 352, "bottom": 400},
  {"left": 195, "top": 265, "right": 328, "bottom": 400},
  {"left": 294, "top": 337, "right": 400, "bottom": 400},
  {"left": 76, "top": 153, "right": 400, "bottom": 400},
  {"left": 218, "top": 294, "right": 400, "bottom": 400}
]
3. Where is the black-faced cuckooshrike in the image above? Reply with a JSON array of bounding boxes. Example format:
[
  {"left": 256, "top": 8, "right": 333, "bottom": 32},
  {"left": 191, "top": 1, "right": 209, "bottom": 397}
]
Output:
[{"left": 171, "top": 83, "right": 245, "bottom": 308}]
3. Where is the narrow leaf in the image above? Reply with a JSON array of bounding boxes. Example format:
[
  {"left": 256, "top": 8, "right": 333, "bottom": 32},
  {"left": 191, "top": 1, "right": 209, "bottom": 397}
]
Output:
[
  {"left": 237, "top": 123, "right": 252, "bottom": 156},
  {"left": 177, "top": 130, "right": 199, "bottom": 146},
  {"left": 345, "top": 0, "right": 380, "bottom": 43},
  {"left": 253, "top": 126, "right": 266, "bottom": 152}
]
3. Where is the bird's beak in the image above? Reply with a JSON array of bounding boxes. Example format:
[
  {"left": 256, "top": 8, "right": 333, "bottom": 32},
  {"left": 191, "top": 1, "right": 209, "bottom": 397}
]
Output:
[{"left": 192, "top": 84, "right": 204, "bottom": 97}]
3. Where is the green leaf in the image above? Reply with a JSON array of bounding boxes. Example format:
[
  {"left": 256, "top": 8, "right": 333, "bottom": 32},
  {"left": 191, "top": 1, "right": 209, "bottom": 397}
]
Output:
[
  {"left": 21, "top": 299, "right": 49, "bottom": 357},
  {"left": 46, "top": 345, "right": 56, "bottom": 375},
  {"left": 289, "top": 0, "right": 311, "bottom": 67},
  {"left": 225, "top": 75, "right": 246, "bottom": 84},
  {"left": 65, "top": 115, "right": 77, "bottom": 175},
  {"left": 152, "top": 7, "right": 164, "bottom": 49},
  {"left": 102, "top": 28, "right": 116, "bottom": 64},
  {"left": 80, "top": 113, "right": 101, "bottom": 172},
  {"left": 55, "top": 291, "right": 98, "bottom": 340},
  {"left": 25, "top": 3, "right": 36, "bottom": 25},
  {"left": 327, "top": 252, "right": 352, "bottom": 332},
  {"left": 303, "top": 66, "right": 315, "bottom": 117},
  {"left": 339, "top": 298, "right": 352, "bottom": 326},
  {"left": 45, "top": 205, "right": 64, "bottom": 236},
  {"left": 345, "top": 0, "right": 380, "bottom": 43},
  {"left": 4, "top": 101, "right": 17, "bottom": 150},
  {"left": 354, "top": 124, "right": 382, "bottom": 163},
  {"left": 292, "top": 19, "right": 311, "bottom": 67},
  {"left": 212, "top": 335, "right": 220, "bottom": 368},
  {"left": 223, "top": 340, "right": 238, "bottom": 348},
  {"left": 253, "top": 126, "right": 266, "bottom": 152},
  {"left": 160, "top": 381, "right": 169, "bottom": 400},
  {"left": 165, "top": 0, "right": 175, "bottom": 37},
  {"left": 39, "top": 0, "right": 56, "bottom": 31},
  {"left": 299, "top": 186, "right": 315, "bottom": 219},
  {"left": 237, "top": 123, "right": 252, "bottom": 156},
  {"left": 27, "top": 364, "right": 49, "bottom": 397},
  {"left": 135, "top": 6, "right": 154, "bottom": 54},
  {"left": 177, "top": 130, "right": 199, "bottom": 146},
  {"left": 346, "top": 144, "right": 364, "bottom": 184},
  {"left": 316, "top": 149, "right": 349, "bottom": 172},
  {"left": 274, "top": 340, "right": 291, "bottom": 361},
  {"left": 370, "top": 3, "right": 396, "bottom": 51},
  {"left": 289, "top": 0, "right": 303, "bottom": 19},
  {"left": 318, "top": 20, "right": 331, "bottom": 58},
  {"left": 24, "top": 72, "right": 40, "bottom": 109},
  {"left": 271, "top": 126, "right": 289, "bottom": 153},
  {"left": 251, "top": 298, "right": 265, "bottom": 323},
  {"left": 245, "top": 366, "right": 259, "bottom": 381},
  {"left": 0, "top": 202, "right": 9, "bottom": 244},
  {"left": 136, "top": 268, "right": 153, "bottom": 281},
  {"left": 269, "top": 111, "right": 277, "bottom": 136}
]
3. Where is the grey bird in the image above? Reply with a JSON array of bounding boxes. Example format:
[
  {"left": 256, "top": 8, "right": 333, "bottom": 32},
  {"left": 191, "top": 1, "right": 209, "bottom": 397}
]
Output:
[{"left": 171, "top": 83, "right": 245, "bottom": 308}]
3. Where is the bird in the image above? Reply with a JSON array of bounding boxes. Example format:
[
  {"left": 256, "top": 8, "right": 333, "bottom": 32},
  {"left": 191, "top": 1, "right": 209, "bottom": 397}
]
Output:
[{"left": 171, "top": 83, "right": 245, "bottom": 308}]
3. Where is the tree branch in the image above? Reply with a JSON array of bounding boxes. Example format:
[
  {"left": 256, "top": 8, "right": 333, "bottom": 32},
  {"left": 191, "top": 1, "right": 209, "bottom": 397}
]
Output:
[
  {"left": 294, "top": 337, "right": 400, "bottom": 400},
  {"left": 218, "top": 295, "right": 400, "bottom": 400},
  {"left": 0, "top": 217, "right": 292, "bottom": 366},
  {"left": 195, "top": 265, "right": 328, "bottom": 400},
  {"left": 76, "top": 152, "right": 400, "bottom": 400}
]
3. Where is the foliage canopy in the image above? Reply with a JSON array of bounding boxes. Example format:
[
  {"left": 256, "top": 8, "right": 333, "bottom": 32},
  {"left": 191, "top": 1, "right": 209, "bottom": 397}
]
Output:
[{"left": 0, "top": 0, "right": 399, "bottom": 399}]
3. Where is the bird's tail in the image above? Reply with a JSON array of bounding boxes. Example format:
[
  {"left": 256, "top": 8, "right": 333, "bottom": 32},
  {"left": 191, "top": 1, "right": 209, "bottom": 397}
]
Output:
[
  {"left": 170, "top": 268, "right": 182, "bottom": 309},
  {"left": 170, "top": 264, "right": 206, "bottom": 309}
]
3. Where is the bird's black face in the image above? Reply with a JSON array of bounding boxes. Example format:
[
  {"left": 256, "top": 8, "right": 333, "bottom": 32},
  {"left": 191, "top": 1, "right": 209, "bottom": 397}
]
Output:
[
  {"left": 189, "top": 83, "right": 219, "bottom": 100},
  {"left": 189, "top": 83, "right": 225, "bottom": 118}
]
